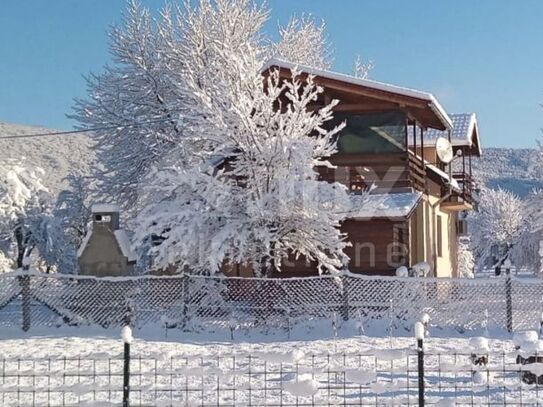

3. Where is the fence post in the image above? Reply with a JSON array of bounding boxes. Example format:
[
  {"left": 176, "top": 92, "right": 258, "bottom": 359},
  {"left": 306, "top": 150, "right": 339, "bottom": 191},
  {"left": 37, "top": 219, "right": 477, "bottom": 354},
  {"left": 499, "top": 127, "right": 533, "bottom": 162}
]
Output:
[
  {"left": 342, "top": 273, "right": 349, "bottom": 321},
  {"left": 505, "top": 271, "right": 513, "bottom": 333},
  {"left": 121, "top": 326, "right": 132, "bottom": 407},
  {"left": 415, "top": 321, "right": 425, "bottom": 407},
  {"left": 182, "top": 273, "right": 189, "bottom": 329},
  {"left": 19, "top": 273, "right": 31, "bottom": 332}
]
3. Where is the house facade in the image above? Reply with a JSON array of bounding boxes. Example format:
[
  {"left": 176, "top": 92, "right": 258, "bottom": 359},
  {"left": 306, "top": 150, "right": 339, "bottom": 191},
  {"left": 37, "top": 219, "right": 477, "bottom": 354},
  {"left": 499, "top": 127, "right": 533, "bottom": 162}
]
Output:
[{"left": 226, "top": 59, "right": 481, "bottom": 278}]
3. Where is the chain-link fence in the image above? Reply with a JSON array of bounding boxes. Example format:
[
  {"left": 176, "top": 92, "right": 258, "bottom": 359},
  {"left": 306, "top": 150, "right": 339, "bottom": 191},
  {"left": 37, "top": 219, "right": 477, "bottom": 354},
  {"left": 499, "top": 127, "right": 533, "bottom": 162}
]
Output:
[{"left": 0, "top": 271, "right": 542, "bottom": 333}]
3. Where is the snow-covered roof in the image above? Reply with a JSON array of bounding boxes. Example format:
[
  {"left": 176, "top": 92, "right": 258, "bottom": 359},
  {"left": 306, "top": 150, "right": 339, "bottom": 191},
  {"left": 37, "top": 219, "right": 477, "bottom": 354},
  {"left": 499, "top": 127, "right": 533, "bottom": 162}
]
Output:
[
  {"left": 76, "top": 229, "right": 92, "bottom": 258},
  {"left": 91, "top": 203, "right": 120, "bottom": 213},
  {"left": 426, "top": 164, "right": 461, "bottom": 190},
  {"left": 348, "top": 191, "right": 422, "bottom": 220},
  {"left": 114, "top": 230, "right": 137, "bottom": 263},
  {"left": 77, "top": 225, "right": 137, "bottom": 263},
  {"left": 262, "top": 58, "right": 453, "bottom": 130},
  {"left": 409, "top": 113, "right": 481, "bottom": 155}
]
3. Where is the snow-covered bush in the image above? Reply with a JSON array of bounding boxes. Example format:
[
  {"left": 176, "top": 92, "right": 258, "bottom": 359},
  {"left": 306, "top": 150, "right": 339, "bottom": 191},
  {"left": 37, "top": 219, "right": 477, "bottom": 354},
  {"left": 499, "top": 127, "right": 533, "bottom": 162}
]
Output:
[{"left": 457, "top": 238, "right": 475, "bottom": 278}]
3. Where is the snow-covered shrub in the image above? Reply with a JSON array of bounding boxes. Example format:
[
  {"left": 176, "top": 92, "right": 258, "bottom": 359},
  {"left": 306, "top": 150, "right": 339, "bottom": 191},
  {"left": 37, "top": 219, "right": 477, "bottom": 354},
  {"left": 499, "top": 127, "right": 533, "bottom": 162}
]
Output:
[
  {"left": 457, "top": 238, "right": 475, "bottom": 278},
  {"left": 411, "top": 262, "right": 431, "bottom": 277}
]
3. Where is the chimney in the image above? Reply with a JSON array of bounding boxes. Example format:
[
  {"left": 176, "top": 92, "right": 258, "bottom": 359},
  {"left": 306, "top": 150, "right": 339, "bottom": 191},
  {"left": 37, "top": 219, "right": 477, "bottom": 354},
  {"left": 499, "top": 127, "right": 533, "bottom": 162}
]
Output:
[{"left": 91, "top": 203, "right": 121, "bottom": 230}]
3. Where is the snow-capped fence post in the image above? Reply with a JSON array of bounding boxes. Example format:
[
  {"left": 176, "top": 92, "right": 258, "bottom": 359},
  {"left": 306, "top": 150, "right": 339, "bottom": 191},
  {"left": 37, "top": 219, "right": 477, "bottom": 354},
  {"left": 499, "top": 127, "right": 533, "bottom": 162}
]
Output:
[
  {"left": 415, "top": 321, "right": 425, "bottom": 407},
  {"left": 121, "top": 326, "right": 132, "bottom": 407},
  {"left": 341, "top": 273, "right": 350, "bottom": 321},
  {"left": 19, "top": 272, "right": 31, "bottom": 332}
]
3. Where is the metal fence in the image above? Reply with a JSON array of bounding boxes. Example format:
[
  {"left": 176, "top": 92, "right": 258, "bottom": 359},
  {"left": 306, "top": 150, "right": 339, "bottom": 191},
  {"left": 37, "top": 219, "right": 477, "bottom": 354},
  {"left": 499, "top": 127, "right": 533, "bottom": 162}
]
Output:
[
  {"left": 1, "top": 271, "right": 543, "bottom": 333},
  {"left": 2, "top": 342, "right": 543, "bottom": 406}
]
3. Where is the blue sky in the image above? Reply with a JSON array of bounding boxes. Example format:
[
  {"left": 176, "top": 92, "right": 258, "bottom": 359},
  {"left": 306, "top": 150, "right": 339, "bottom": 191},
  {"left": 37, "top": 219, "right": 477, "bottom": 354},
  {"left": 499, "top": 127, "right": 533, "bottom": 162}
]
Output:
[{"left": 0, "top": 1, "right": 542, "bottom": 148}]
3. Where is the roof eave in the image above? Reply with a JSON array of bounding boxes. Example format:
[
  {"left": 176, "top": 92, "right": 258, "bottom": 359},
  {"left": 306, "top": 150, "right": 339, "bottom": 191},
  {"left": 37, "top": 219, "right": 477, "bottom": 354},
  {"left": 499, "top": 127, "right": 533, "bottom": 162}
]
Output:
[{"left": 262, "top": 58, "right": 453, "bottom": 131}]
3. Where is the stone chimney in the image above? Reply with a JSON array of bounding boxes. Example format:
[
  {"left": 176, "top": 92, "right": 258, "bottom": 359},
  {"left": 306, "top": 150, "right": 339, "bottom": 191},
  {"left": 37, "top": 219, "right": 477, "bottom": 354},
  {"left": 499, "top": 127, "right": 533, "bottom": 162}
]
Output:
[{"left": 91, "top": 203, "right": 120, "bottom": 230}]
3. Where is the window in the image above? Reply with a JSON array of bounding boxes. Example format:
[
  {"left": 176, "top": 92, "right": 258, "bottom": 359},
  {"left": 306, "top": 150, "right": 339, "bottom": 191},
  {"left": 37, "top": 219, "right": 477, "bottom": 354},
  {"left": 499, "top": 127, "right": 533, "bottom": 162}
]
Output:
[
  {"left": 94, "top": 214, "right": 111, "bottom": 223},
  {"left": 327, "top": 111, "right": 407, "bottom": 154},
  {"left": 436, "top": 215, "right": 443, "bottom": 258}
]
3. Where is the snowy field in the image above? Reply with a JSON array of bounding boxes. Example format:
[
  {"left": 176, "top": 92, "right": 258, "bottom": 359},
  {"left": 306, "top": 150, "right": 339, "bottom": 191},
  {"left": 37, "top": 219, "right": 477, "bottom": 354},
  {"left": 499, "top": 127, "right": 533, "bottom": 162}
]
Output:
[{"left": 1, "top": 325, "right": 542, "bottom": 406}]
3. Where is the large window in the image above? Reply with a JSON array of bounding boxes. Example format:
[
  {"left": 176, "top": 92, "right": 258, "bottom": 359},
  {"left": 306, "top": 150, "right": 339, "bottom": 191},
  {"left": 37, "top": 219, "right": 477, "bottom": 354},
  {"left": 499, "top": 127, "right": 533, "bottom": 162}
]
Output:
[{"left": 329, "top": 111, "right": 407, "bottom": 154}]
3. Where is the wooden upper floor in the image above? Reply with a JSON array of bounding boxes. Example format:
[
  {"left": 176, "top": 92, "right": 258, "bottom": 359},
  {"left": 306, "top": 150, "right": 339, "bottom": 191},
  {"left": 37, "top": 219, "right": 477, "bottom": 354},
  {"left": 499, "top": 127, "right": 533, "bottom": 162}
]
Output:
[{"left": 263, "top": 59, "right": 481, "bottom": 209}]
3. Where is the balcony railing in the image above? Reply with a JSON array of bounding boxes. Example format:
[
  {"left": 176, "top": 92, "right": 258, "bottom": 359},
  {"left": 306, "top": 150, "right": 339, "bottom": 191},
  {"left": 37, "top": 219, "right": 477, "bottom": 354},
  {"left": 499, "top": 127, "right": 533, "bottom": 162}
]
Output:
[
  {"left": 452, "top": 172, "right": 475, "bottom": 205},
  {"left": 317, "top": 152, "right": 427, "bottom": 193}
]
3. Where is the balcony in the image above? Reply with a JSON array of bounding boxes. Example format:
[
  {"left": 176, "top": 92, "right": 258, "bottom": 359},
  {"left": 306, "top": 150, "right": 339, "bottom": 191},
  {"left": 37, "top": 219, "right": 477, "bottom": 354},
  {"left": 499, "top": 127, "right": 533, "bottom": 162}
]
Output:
[
  {"left": 317, "top": 152, "right": 426, "bottom": 193},
  {"left": 441, "top": 172, "right": 475, "bottom": 210}
]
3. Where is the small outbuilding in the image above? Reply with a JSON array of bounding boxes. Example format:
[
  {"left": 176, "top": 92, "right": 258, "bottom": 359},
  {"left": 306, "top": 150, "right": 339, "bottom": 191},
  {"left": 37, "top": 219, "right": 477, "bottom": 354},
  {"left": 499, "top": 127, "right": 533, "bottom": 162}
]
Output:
[{"left": 78, "top": 204, "right": 137, "bottom": 277}]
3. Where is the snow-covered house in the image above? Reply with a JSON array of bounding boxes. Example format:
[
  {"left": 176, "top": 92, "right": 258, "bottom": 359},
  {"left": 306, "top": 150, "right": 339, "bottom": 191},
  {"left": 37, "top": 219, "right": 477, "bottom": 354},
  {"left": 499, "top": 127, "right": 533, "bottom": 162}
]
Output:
[
  {"left": 78, "top": 204, "right": 136, "bottom": 277},
  {"left": 230, "top": 59, "right": 481, "bottom": 278}
]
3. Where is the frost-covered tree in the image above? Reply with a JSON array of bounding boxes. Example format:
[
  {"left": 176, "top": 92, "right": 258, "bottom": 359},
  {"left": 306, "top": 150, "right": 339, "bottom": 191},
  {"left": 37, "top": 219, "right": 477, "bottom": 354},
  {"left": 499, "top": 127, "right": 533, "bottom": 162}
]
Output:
[
  {"left": 470, "top": 187, "right": 527, "bottom": 272},
  {"left": 272, "top": 15, "right": 332, "bottom": 70},
  {"left": 352, "top": 55, "right": 374, "bottom": 79},
  {"left": 457, "top": 238, "right": 474, "bottom": 278},
  {"left": 72, "top": 0, "right": 345, "bottom": 212},
  {"left": 30, "top": 213, "right": 77, "bottom": 274},
  {"left": 157, "top": 0, "right": 270, "bottom": 161},
  {"left": 514, "top": 189, "right": 543, "bottom": 274},
  {"left": 135, "top": 69, "right": 351, "bottom": 276},
  {"left": 70, "top": 1, "right": 188, "bottom": 210},
  {"left": 55, "top": 174, "right": 91, "bottom": 249},
  {"left": 0, "top": 162, "right": 86, "bottom": 273},
  {"left": 0, "top": 160, "right": 48, "bottom": 269}
]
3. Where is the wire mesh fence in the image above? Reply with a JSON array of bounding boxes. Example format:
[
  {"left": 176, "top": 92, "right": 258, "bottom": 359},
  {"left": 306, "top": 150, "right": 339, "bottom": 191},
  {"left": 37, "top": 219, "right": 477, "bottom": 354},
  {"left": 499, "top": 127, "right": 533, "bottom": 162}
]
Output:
[
  {"left": 1, "top": 271, "right": 543, "bottom": 333},
  {"left": 2, "top": 347, "right": 543, "bottom": 406}
]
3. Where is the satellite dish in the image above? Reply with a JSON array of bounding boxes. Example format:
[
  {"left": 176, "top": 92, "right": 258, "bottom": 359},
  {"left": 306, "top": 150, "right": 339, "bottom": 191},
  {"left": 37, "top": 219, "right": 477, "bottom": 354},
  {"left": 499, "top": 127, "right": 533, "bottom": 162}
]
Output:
[{"left": 435, "top": 137, "right": 454, "bottom": 164}]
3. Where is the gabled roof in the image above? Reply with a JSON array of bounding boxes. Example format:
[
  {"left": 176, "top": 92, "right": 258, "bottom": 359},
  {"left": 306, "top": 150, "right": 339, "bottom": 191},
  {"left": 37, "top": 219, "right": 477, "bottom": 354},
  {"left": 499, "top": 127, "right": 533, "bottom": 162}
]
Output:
[
  {"left": 77, "top": 226, "right": 137, "bottom": 263},
  {"left": 421, "top": 113, "right": 481, "bottom": 156},
  {"left": 348, "top": 191, "right": 422, "bottom": 220},
  {"left": 114, "top": 230, "right": 137, "bottom": 263},
  {"left": 262, "top": 58, "right": 453, "bottom": 131}
]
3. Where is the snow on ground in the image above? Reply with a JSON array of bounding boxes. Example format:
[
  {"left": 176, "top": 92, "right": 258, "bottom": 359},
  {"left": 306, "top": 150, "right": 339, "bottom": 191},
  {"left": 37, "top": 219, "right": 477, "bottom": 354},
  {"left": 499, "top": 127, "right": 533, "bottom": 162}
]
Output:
[
  {"left": 0, "top": 324, "right": 534, "bottom": 406},
  {"left": 0, "top": 324, "right": 517, "bottom": 360},
  {"left": 0, "top": 121, "right": 94, "bottom": 195}
]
